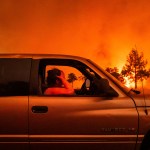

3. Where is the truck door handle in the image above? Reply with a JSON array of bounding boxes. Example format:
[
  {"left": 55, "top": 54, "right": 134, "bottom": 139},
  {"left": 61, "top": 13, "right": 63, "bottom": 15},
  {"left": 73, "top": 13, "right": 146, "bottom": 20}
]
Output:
[{"left": 32, "top": 106, "right": 48, "bottom": 113}]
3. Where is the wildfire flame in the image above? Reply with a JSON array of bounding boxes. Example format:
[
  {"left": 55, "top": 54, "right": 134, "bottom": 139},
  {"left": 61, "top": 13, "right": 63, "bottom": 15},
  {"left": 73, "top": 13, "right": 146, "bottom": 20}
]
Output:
[{"left": 124, "top": 77, "right": 131, "bottom": 88}]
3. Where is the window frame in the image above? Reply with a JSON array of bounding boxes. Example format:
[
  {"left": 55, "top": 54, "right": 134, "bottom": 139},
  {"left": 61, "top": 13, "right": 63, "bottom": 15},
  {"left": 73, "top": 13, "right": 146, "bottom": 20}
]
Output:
[{"left": 35, "top": 58, "right": 119, "bottom": 97}]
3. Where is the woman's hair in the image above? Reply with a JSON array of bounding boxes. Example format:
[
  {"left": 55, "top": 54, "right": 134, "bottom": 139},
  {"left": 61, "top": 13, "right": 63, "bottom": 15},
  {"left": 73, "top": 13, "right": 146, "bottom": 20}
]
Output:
[{"left": 46, "top": 68, "right": 61, "bottom": 86}]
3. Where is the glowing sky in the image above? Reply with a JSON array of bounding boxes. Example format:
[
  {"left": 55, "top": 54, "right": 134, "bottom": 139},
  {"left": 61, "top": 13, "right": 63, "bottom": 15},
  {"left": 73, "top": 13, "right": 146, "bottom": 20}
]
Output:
[{"left": 0, "top": 0, "right": 150, "bottom": 70}]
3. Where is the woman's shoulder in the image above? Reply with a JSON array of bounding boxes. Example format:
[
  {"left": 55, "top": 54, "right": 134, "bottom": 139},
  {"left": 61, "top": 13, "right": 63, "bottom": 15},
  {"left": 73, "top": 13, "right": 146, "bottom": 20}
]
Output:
[{"left": 44, "top": 87, "right": 64, "bottom": 95}]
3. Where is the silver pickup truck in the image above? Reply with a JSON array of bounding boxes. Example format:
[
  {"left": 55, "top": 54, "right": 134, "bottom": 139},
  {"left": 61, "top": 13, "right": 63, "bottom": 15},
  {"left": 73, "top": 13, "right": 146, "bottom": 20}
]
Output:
[{"left": 0, "top": 54, "right": 149, "bottom": 150}]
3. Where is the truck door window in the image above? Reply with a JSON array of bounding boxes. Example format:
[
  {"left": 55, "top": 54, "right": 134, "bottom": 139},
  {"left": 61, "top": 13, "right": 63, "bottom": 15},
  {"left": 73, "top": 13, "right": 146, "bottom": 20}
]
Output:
[
  {"left": 38, "top": 59, "right": 118, "bottom": 97},
  {"left": 0, "top": 58, "right": 31, "bottom": 96}
]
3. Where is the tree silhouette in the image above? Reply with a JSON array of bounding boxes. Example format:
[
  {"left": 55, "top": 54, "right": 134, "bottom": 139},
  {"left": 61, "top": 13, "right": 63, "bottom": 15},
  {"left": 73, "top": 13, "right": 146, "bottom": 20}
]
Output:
[
  {"left": 67, "top": 73, "right": 77, "bottom": 87},
  {"left": 121, "top": 48, "right": 150, "bottom": 89},
  {"left": 106, "top": 67, "right": 125, "bottom": 84}
]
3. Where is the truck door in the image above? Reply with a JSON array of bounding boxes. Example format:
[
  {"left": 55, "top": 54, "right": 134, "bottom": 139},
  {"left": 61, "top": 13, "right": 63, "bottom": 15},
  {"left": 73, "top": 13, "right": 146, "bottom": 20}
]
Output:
[
  {"left": 29, "top": 96, "right": 138, "bottom": 150},
  {"left": 0, "top": 58, "right": 31, "bottom": 150},
  {"left": 29, "top": 58, "right": 138, "bottom": 150}
]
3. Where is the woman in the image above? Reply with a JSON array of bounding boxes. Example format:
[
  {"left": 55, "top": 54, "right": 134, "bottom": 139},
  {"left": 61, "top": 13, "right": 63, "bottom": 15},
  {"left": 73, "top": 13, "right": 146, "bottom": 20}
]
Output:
[{"left": 44, "top": 68, "right": 74, "bottom": 95}]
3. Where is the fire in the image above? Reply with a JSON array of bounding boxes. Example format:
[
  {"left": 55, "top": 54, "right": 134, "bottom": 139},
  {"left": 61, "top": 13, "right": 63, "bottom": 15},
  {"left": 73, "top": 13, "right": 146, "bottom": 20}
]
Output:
[
  {"left": 124, "top": 77, "right": 131, "bottom": 88},
  {"left": 124, "top": 77, "right": 140, "bottom": 89}
]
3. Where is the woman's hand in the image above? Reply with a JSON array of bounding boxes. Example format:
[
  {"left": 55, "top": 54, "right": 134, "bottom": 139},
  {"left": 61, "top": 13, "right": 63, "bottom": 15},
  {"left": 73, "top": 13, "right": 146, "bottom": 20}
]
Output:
[{"left": 57, "top": 71, "right": 65, "bottom": 80}]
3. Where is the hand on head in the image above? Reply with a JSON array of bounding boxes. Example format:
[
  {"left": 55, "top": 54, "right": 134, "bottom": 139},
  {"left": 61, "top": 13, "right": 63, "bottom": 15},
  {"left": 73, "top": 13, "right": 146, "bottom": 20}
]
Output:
[
  {"left": 44, "top": 68, "right": 74, "bottom": 95},
  {"left": 57, "top": 71, "right": 65, "bottom": 80}
]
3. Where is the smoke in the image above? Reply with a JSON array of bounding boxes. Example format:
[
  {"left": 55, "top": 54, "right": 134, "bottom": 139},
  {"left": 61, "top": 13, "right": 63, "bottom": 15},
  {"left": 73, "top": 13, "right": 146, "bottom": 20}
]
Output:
[{"left": 0, "top": 0, "right": 150, "bottom": 69}]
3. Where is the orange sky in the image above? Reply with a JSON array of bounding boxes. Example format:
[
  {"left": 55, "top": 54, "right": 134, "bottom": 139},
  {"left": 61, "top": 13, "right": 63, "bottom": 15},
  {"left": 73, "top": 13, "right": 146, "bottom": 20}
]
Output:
[{"left": 0, "top": 0, "right": 150, "bottom": 88}]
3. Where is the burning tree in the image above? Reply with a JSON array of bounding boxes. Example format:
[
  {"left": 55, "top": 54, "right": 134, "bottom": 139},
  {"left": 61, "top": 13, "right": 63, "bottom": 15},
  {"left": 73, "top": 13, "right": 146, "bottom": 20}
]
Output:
[
  {"left": 106, "top": 67, "right": 125, "bottom": 84},
  {"left": 121, "top": 48, "right": 150, "bottom": 89}
]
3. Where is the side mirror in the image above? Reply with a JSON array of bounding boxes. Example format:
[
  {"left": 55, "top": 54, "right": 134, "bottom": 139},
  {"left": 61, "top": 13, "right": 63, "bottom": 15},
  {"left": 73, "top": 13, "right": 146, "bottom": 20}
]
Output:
[
  {"left": 129, "top": 89, "right": 141, "bottom": 94},
  {"left": 93, "top": 78, "right": 119, "bottom": 97}
]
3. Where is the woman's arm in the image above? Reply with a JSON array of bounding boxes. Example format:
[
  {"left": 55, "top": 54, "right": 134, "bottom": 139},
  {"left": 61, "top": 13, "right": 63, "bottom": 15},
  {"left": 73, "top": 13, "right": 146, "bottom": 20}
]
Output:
[{"left": 56, "top": 71, "right": 74, "bottom": 95}]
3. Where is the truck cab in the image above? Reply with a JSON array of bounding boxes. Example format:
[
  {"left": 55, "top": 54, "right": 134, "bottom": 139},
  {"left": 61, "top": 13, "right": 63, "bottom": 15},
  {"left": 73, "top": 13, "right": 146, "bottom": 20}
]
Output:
[{"left": 0, "top": 54, "right": 149, "bottom": 150}]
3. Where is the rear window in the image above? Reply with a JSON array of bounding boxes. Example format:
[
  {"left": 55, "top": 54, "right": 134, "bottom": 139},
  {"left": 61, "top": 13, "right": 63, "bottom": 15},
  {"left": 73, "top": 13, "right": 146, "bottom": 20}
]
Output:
[{"left": 0, "top": 58, "right": 31, "bottom": 96}]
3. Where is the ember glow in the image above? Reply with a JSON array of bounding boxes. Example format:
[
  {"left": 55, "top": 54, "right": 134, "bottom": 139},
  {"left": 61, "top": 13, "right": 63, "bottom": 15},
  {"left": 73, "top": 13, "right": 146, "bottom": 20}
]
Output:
[
  {"left": 124, "top": 77, "right": 131, "bottom": 88},
  {"left": 124, "top": 77, "right": 135, "bottom": 88}
]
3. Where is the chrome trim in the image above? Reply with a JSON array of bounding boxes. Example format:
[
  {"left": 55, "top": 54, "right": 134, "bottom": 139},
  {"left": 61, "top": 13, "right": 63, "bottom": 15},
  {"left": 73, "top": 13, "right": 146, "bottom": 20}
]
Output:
[
  {"left": 0, "top": 135, "right": 28, "bottom": 138},
  {"left": 29, "top": 134, "right": 140, "bottom": 142},
  {"left": 0, "top": 135, "right": 28, "bottom": 142},
  {"left": 30, "top": 141, "right": 137, "bottom": 144},
  {"left": 30, "top": 135, "right": 139, "bottom": 138}
]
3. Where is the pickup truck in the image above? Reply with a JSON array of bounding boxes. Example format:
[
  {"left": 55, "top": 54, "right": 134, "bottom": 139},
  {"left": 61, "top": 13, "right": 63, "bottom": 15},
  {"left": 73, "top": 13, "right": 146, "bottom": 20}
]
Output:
[{"left": 0, "top": 54, "right": 149, "bottom": 150}]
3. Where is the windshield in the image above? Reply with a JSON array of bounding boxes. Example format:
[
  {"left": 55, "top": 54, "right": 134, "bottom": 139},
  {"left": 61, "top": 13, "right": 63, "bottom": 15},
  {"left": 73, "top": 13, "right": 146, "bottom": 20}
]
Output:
[{"left": 87, "top": 59, "right": 132, "bottom": 93}]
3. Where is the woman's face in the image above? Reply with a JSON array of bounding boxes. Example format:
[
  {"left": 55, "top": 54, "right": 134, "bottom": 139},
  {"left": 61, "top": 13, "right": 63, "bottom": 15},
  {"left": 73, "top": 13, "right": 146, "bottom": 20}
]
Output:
[{"left": 56, "top": 71, "right": 65, "bottom": 86}]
